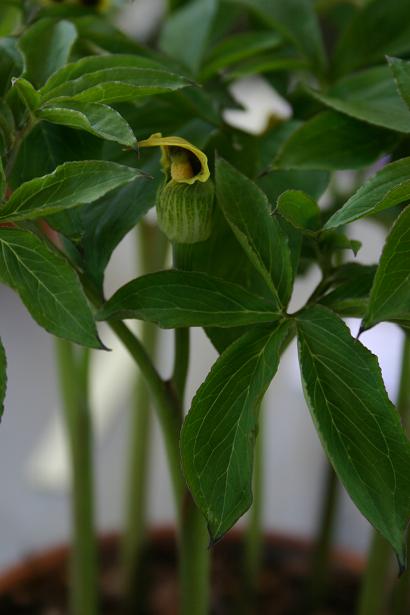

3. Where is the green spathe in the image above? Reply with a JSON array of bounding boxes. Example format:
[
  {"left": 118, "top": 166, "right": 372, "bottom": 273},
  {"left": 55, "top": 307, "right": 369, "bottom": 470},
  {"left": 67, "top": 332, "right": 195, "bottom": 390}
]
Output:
[{"left": 156, "top": 179, "right": 215, "bottom": 244}]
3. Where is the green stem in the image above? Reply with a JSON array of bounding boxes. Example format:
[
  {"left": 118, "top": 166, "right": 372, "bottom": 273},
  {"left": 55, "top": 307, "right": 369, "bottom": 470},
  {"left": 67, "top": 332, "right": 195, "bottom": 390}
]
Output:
[
  {"left": 356, "top": 532, "right": 391, "bottom": 615},
  {"left": 121, "top": 221, "right": 168, "bottom": 608},
  {"left": 244, "top": 405, "right": 264, "bottom": 595},
  {"left": 391, "top": 335, "right": 410, "bottom": 615},
  {"left": 173, "top": 244, "right": 209, "bottom": 615},
  {"left": 309, "top": 464, "right": 339, "bottom": 610},
  {"left": 107, "top": 317, "right": 184, "bottom": 509},
  {"left": 55, "top": 340, "right": 97, "bottom": 615},
  {"left": 357, "top": 334, "right": 410, "bottom": 615},
  {"left": 180, "top": 492, "right": 210, "bottom": 615}
]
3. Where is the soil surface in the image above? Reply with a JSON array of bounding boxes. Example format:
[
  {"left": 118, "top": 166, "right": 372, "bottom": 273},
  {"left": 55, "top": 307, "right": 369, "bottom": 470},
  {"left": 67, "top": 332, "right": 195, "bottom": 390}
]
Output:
[{"left": 0, "top": 530, "right": 363, "bottom": 614}]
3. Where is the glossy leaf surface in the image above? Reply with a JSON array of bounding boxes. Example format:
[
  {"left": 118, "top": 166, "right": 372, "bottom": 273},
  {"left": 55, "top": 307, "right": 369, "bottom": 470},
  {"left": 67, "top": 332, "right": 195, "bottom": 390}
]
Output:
[
  {"left": 297, "top": 306, "right": 410, "bottom": 565},
  {"left": 0, "top": 229, "right": 101, "bottom": 348},
  {"left": 215, "top": 158, "right": 293, "bottom": 307},
  {"left": 98, "top": 270, "right": 281, "bottom": 327},
  {"left": 325, "top": 158, "right": 410, "bottom": 229},
  {"left": 363, "top": 206, "right": 410, "bottom": 330},
  {"left": 38, "top": 100, "right": 136, "bottom": 146},
  {"left": 1, "top": 161, "right": 141, "bottom": 222},
  {"left": 181, "top": 320, "right": 293, "bottom": 542}
]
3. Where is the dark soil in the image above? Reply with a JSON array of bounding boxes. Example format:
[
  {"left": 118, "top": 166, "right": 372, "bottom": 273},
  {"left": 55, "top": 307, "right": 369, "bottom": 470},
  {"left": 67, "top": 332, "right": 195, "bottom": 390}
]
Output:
[{"left": 0, "top": 530, "right": 363, "bottom": 614}]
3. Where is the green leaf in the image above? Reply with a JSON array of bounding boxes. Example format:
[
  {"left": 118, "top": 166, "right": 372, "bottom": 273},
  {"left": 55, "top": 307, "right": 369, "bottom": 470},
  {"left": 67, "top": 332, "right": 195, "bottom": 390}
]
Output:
[
  {"left": 308, "top": 66, "right": 410, "bottom": 133},
  {"left": 0, "top": 2, "right": 21, "bottom": 37},
  {"left": 97, "top": 270, "right": 281, "bottom": 327},
  {"left": 181, "top": 320, "right": 293, "bottom": 542},
  {"left": 334, "top": 0, "right": 410, "bottom": 76},
  {"left": 276, "top": 190, "right": 321, "bottom": 231},
  {"left": 11, "top": 77, "right": 40, "bottom": 112},
  {"left": 215, "top": 158, "right": 293, "bottom": 307},
  {"left": 325, "top": 158, "right": 410, "bottom": 229},
  {"left": 19, "top": 18, "right": 77, "bottom": 88},
  {"left": 200, "top": 30, "right": 282, "bottom": 80},
  {"left": 0, "top": 337, "right": 6, "bottom": 417},
  {"left": 275, "top": 111, "right": 397, "bottom": 171},
  {"left": 0, "top": 158, "right": 5, "bottom": 201},
  {"left": 0, "top": 228, "right": 101, "bottom": 348},
  {"left": 0, "top": 160, "right": 142, "bottom": 223},
  {"left": 297, "top": 306, "right": 410, "bottom": 565},
  {"left": 231, "top": 0, "right": 326, "bottom": 72},
  {"left": 257, "top": 169, "right": 329, "bottom": 204},
  {"left": 0, "top": 37, "right": 23, "bottom": 96},
  {"left": 160, "top": 0, "right": 218, "bottom": 75},
  {"left": 319, "top": 263, "right": 377, "bottom": 318},
  {"left": 362, "top": 207, "right": 410, "bottom": 330},
  {"left": 40, "top": 54, "right": 165, "bottom": 96},
  {"left": 72, "top": 15, "right": 147, "bottom": 54},
  {"left": 40, "top": 67, "right": 191, "bottom": 105},
  {"left": 37, "top": 100, "right": 136, "bottom": 146},
  {"left": 389, "top": 56, "right": 410, "bottom": 111}
]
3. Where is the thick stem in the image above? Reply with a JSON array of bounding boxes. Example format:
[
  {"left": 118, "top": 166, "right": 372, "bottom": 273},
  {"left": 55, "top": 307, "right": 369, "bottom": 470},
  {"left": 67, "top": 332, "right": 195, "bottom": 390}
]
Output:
[
  {"left": 391, "top": 335, "right": 410, "bottom": 615},
  {"left": 180, "top": 492, "right": 210, "bottom": 615},
  {"left": 244, "top": 406, "right": 264, "bottom": 595},
  {"left": 356, "top": 532, "right": 391, "bottom": 615},
  {"left": 357, "top": 334, "right": 410, "bottom": 615},
  {"left": 309, "top": 464, "right": 339, "bottom": 609},
  {"left": 121, "top": 221, "right": 168, "bottom": 607},
  {"left": 173, "top": 244, "right": 210, "bottom": 615},
  {"left": 55, "top": 340, "right": 97, "bottom": 615}
]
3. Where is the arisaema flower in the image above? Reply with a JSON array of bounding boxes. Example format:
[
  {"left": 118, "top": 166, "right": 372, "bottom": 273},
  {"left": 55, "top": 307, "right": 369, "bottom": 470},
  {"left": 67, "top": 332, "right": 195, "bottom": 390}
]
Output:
[{"left": 139, "top": 133, "right": 214, "bottom": 244}]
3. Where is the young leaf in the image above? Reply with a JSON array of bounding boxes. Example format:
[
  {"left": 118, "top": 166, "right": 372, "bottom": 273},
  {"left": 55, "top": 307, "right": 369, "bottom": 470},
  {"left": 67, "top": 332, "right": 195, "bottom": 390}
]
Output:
[
  {"left": 276, "top": 190, "right": 321, "bottom": 231},
  {"left": 275, "top": 111, "right": 397, "bottom": 171},
  {"left": 37, "top": 100, "right": 136, "bottom": 146},
  {"left": 319, "top": 263, "right": 377, "bottom": 318},
  {"left": 0, "top": 160, "right": 142, "bottom": 222},
  {"left": 308, "top": 66, "right": 410, "bottom": 134},
  {"left": 0, "top": 228, "right": 101, "bottom": 348},
  {"left": 19, "top": 18, "right": 77, "bottom": 88},
  {"left": 181, "top": 320, "right": 293, "bottom": 543},
  {"left": 325, "top": 158, "right": 410, "bottom": 229},
  {"left": 0, "top": 337, "right": 6, "bottom": 417},
  {"left": 11, "top": 77, "right": 40, "bottom": 112},
  {"left": 297, "top": 306, "right": 410, "bottom": 566},
  {"left": 215, "top": 158, "right": 293, "bottom": 308},
  {"left": 160, "top": 0, "right": 218, "bottom": 75},
  {"left": 334, "top": 0, "right": 410, "bottom": 76},
  {"left": 389, "top": 56, "right": 410, "bottom": 110},
  {"left": 233, "top": 0, "right": 326, "bottom": 73},
  {"left": 97, "top": 270, "right": 281, "bottom": 328},
  {"left": 362, "top": 207, "right": 410, "bottom": 331}
]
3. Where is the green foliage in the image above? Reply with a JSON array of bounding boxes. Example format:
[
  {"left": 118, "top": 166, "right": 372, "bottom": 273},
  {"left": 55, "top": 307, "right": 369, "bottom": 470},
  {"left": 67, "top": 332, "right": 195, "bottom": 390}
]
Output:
[
  {"left": 325, "top": 158, "right": 410, "bottom": 228},
  {"left": 181, "top": 320, "right": 293, "bottom": 542},
  {"left": 19, "top": 18, "right": 78, "bottom": 88},
  {"left": 97, "top": 270, "right": 281, "bottom": 327},
  {"left": 37, "top": 101, "right": 136, "bottom": 146},
  {"left": 0, "top": 161, "right": 142, "bottom": 222},
  {"left": 275, "top": 111, "right": 397, "bottom": 171},
  {"left": 0, "top": 229, "right": 101, "bottom": 348},
  {"left": 297, "top": 306, "right": 410, "bottom": 565},
  {"left": 215, "top": 158, "right": 293, "bottom": 307},
  {"left": 2, "top": 0, "right": 410, "bottom": 593},
  {"left": 362, "top": 206, "right": 410, "bottom": 331}
]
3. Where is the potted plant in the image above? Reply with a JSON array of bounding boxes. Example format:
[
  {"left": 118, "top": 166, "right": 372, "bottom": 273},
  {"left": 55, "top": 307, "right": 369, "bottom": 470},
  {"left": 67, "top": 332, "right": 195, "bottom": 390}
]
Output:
[{"left": 1, "top": 0, "right": 410, "bottom": 613}]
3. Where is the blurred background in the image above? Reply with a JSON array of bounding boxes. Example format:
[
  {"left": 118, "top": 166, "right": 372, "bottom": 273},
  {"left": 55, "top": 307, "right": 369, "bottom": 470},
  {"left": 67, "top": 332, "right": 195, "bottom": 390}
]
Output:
[{"left": 0, "top": 0, "right": 405, "bottom": 571}]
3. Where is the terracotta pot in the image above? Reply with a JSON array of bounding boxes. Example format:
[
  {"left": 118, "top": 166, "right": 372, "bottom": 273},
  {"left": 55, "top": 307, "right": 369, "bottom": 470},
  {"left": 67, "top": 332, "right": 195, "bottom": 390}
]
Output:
[{"left": 0, "top": 527, "right": 364, "bottom": 614}]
